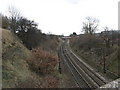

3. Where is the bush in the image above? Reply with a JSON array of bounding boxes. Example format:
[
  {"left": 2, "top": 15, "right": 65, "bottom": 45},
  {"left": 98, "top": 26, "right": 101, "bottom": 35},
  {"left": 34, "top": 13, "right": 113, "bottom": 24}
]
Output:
[
  {"left": 28, "top": 47, "right": 58, "bottom": 74},
  {"left": 42, "top": 75, "right": 59, "bottom": 88}
]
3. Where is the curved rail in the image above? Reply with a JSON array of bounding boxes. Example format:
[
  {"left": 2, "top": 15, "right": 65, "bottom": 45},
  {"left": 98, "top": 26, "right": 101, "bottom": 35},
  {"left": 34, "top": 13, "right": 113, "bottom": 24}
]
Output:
[
  {"left": 60, "top": 44, "right": 92, "bottom": 88},
  {"left": 59, "top": 42, "right": 107, "bottom": 89}
]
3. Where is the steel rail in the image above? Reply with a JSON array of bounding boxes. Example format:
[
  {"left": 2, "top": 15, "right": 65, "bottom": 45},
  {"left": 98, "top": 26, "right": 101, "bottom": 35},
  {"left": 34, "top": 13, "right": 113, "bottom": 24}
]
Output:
[
  {"left": 59, "top": 44, "right": 92, "bottom": 88},
  {"left": 59, "top": 42, "right": 108, "bottom": 89}
]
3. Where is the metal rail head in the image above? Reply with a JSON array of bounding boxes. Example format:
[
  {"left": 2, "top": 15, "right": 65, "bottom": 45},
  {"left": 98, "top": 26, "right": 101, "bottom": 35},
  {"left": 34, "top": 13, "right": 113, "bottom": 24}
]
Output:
[
  {"left": 61, "top": 42, "right": 108, "bottom": 88},
  {"left": 68, "top": 47, "right": 107, "bottom": 84},
  {"left": 61, "top": 44, "right": 94, "bottom": 88}
]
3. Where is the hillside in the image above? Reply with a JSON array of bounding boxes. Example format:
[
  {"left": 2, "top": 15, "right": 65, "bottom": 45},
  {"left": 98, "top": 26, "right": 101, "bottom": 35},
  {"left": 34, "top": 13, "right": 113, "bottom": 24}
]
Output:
[
  {"left": 2, "top": 28, "right": 84, "bottom": 88},
  {"left": 70, "top": 35, "right": 119, "bottom": 80},
  {"left": 2, "top": 30, "right": 44, "bottom": 88}
]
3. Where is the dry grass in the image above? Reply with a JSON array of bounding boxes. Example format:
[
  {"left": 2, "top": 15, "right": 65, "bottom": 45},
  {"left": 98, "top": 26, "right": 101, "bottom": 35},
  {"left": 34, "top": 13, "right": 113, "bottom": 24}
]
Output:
[{"left": 2, "top": 29, "right": 32, "bottom": 88}]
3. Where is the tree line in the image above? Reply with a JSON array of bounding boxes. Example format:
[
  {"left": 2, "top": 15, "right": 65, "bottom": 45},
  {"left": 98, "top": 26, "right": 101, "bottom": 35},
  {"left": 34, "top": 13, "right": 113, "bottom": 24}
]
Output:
[{"left": 1, "top": 7, "right": 49, "bottom": 50}]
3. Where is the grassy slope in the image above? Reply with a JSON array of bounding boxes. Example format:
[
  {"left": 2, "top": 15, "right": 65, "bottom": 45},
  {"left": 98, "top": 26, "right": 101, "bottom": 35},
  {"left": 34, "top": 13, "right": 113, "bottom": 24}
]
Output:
[
  {"left": 2, "top": 29, "right": 41, "bottom": 88},
  {"left": 70, "top": 37, "right": 119, "bottom": 80},
  {"left": 73, "top": 47, "right": 118, "bottom": 80}
]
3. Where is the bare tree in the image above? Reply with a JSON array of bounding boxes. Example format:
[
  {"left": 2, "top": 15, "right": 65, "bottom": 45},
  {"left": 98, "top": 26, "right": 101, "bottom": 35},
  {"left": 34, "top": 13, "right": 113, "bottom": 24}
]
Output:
[
  {"left": 8, "top": 6, "right": 21, "bottom": 20},
  {"left": 82, "top": 17, "right": 99, "bottom": 35},
  {"left": 8, "top": 6, "right": 21, "bottom": 33},
  {"left": 81, "top": 17, "right": 99, "bottom": 50}
]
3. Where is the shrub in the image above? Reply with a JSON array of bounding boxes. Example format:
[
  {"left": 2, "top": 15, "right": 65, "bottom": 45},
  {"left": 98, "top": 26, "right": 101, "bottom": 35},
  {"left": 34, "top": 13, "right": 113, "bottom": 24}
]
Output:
[
  {"left": 42, "top": 75, "right": 59, "bottom": 88},
  {"left": 28, "top": 47, "right": 58, "bottom": 74}
]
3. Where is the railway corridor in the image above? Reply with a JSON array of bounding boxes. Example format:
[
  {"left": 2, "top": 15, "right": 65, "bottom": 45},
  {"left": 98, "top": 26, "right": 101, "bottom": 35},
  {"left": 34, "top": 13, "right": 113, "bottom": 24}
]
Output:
[{"left": 58, "top": 40, "right": 108, "bottom": 89}]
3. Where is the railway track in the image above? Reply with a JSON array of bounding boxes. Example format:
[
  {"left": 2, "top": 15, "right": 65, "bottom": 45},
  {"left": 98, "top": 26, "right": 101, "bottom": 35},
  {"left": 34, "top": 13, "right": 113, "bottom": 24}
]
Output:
[{"left": 59, "top": 41, "right": 107, "bottom": 89}]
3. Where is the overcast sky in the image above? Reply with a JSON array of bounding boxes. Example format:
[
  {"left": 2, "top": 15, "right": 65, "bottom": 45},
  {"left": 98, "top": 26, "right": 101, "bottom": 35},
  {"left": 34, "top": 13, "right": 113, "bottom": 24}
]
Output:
[{"left": 0, "top": 0, "right": 119, "bottom": 35}]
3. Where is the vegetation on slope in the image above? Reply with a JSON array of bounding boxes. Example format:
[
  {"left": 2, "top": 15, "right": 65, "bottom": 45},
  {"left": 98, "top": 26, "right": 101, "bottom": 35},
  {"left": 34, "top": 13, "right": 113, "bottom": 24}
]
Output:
[
  {"left": 2, "top": 29, "right": 32, "bottom": 87},
  {"left": 69, "top": 17, "right": 119, "bottom": 80},
  {"left": 70, "top": 34, "right": 119, "bottom": 80},
  {"left": 2, "top": 28, "right": 59, "bottom": 88}
]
